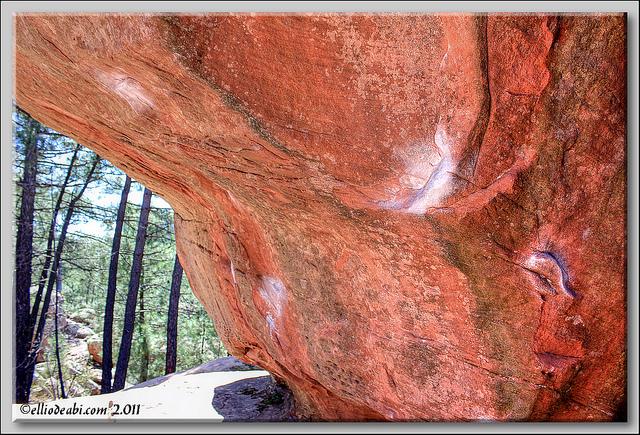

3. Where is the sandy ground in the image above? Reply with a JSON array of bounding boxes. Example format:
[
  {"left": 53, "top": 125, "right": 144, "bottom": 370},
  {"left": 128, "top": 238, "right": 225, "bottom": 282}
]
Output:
[{"left": 13, "top": 369, "right": 270, "bottom": 422}]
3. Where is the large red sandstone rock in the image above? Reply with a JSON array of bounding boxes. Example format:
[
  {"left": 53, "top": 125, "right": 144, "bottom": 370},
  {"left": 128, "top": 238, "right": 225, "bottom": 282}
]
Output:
[{"left": 15, "top": 14, "right": 626, "bottom": 421}]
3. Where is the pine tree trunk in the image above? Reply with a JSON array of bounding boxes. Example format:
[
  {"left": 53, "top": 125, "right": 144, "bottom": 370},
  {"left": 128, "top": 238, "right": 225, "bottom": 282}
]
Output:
[
  {"left": 100, "top": 175, "right": 131, "bottom": 393},
  {"left": 112, "top": 187, "right": 153, "bottom": 391},
  {"left": 30, "top": 144, "right": 80, "bottom": 336},
  {"left": 26, "top": 156, "right": 100, "bottom": 398},
  {"left": 54, "top": 263, "right": 66, "bottom": 399},
  {"left": 15, "top": 116, "right": 39, "bottom": 404},
  {"left": 165, "top": 254, "right": 182, "bottom": 374},
  {"left": 137, "top": 280, "right": 149, "bottom": 383},
  {"left": 200, "top": 320, "right": 206, "bottom": 364}
]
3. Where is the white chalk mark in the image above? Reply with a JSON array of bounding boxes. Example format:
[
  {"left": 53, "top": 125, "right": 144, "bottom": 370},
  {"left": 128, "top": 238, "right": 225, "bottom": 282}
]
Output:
[
  {"left": 265, "top": 314, "right": 277, "bottom": 335},
  {"left": 439, "top": 42, "right": 451, "bottom": 70},
  {"left": 379, "top": 121, "right": 455, "bottom": 214},
  {"left": 524, "top": 251, "right": 576, "bottom": 298},
  {"left": 96, "top": 70, "right": 154, "bottom": 113},
  {"left": 230, "top": 260, "right": 237, "bottom": 287},
  {"left": 405, "top": 123, "right": 455, "bottom": 213},
  {"left": 258, "top": 276, "right": 287, "bottom": 336}
]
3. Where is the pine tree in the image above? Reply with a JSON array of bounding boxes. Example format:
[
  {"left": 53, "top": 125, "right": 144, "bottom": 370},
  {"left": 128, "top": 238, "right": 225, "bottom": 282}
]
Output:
[
  {"left": 14, "top": 112, "right": 40, "bottom": 403},
  {"left": 26, "top": 155, "right": 100, "bottom": 397},
  {"left": 112, "top": 187, "right": 153, "bottom": 391},
  {"left": 165, "top": 255, "right": 183, "bottom": 374},
  {"left": 101, "top": 175, "right": 131, "bottom": 393}
]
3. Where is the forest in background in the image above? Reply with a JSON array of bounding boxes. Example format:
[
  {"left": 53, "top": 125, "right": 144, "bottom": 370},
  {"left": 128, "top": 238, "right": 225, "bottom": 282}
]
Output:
[{"left": 13, "top": 108, "right": 226, "bottom": 403}]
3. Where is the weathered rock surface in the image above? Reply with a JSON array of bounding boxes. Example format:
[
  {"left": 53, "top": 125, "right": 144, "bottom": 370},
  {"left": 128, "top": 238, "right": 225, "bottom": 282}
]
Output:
[
  {"left": 212, "top": 375, "right": 296, "bottom": 422},
  {"left": 15, "top": 14, "right": 626, "bottom": 421},
  {"left": 188, "top": 356, "right": 260, "bottom": 373}
]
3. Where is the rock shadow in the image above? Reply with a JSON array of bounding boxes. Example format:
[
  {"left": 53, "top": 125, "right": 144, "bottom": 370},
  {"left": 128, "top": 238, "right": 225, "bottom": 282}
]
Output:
[{"left": 212, "top": 375, "right": 296, "bottom": 422}]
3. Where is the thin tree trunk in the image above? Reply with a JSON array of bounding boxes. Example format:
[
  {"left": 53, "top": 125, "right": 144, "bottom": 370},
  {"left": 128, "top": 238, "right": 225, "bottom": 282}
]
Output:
[
  {"left": 200, "top": 320, "right": 206, "bottom": 364},
  {"left": 165, "top": 254, "right": 183, "bottom": 374},
  {"left": 100, "top": 175, "right": 131, "bottom": 394},
  {"left": 25, "top": 156, "right": 100, "bottom": 398},
  {"left": 54, "top": 263, "right": 66, "bottom": 399},
  {"left": 112, "top": 187, "right": 153, "bottom": 391},
  {"left": 137, "top": 281, "right": 149, "bottom": 383},
  {"left": 15, "top": 116, "right": 39, "bottom": 403},
  {"left": 30, "top": 144, "right": 80, "bottom": 336}
]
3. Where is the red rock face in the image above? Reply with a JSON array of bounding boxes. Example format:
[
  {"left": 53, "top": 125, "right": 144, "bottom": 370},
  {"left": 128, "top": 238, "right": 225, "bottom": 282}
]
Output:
[{"left": 15, "top": 14, "right": 626, "bottom": 421}]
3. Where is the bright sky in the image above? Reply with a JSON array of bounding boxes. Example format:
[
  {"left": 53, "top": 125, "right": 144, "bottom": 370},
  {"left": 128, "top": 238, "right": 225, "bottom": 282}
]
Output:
[{"left": 68, "top": 178, "right": 172, "bottom": 238}]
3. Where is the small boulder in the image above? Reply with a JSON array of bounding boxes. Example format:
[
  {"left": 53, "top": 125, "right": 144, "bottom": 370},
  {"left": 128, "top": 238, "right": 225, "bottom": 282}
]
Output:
[
  {"left": 87, "top": 335, "right": 103, "bottom": 364},
  {"left": 67, "top": 341, "right": 90, "bottom": 361},
  {"left": 64, "top": 320, "right": 82, "bottom": 336},
  {"left": 75, "top": 326, "right": 95, "bottom": 339},
  {"left": 88, "top": 368, "right": 102, "bottom": 384},
  {"left": 35, "top": 347, "right": 46, "bottom": 364},
  {"left": 69, "top": 308, "right": 96, "bottom": 326}
]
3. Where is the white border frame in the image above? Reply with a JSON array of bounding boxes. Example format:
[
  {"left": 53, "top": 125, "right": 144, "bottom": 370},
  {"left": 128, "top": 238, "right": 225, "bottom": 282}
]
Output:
[{"left": 1, "top": 2, "right": 637, "bottom": 433}]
